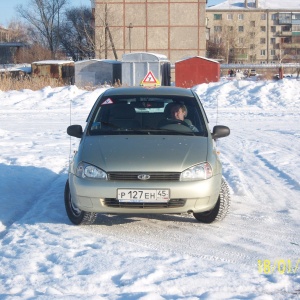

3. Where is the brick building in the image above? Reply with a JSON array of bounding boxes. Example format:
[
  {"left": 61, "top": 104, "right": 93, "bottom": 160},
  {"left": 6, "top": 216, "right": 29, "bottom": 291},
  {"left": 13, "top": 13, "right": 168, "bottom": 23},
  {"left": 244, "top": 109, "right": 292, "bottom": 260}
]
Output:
[{"left": 91, "top": 0, "right": 207, "bottom": 63}]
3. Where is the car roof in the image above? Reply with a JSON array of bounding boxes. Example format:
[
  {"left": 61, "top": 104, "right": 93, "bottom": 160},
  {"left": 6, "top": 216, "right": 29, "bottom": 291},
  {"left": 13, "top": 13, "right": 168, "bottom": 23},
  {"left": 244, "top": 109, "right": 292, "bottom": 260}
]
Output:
[{"left": 102, "top": 86, "right": 195, "bottom": 98}]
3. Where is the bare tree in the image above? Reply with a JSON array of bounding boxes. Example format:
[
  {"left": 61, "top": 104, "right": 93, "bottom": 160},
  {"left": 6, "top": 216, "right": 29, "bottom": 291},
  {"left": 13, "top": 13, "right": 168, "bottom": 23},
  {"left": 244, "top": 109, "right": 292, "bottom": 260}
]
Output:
[
  {"left": 93, "top": 2, "right": 120, "bottom": 60},
  {"left": 208, "top": 25, "right": 238, "bottom": 63},
  {"left": 14, "top": 43, "right": 53, "bottom": 63},
  {"left": 207, "top": 40, "right": 226, "bottom": 61},
  {"left": 16, "top": 0, "right": 69, "bottom": 58},
  {"left": 104, "top": 4, "right": 118, "bottom": 60},
  {"left": 67, "top": 3, "right": 119, "bottom": 60},
  {"left": 59, "top": 6, "right": 94, "bottom": 60},
  {"left": 7, "top": 21, "right": 29, "bottom": 43}
]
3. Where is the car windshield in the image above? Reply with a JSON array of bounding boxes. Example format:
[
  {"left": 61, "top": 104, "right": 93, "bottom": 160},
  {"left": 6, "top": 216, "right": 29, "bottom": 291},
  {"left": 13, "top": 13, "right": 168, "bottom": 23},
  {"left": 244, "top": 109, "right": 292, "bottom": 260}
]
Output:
[{"left": 87, "top": 94, "right": 208, "bottom": 136}]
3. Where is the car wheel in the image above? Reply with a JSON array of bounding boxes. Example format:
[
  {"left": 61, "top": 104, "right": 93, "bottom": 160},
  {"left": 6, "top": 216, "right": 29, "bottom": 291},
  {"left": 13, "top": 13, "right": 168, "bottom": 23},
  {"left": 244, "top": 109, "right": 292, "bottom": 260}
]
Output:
[
  {"left": 193, "top": 179, "right": 230, "bottom": 223},
  {"left": 64, "top": 180, "right": 97, "bottom": 225}
]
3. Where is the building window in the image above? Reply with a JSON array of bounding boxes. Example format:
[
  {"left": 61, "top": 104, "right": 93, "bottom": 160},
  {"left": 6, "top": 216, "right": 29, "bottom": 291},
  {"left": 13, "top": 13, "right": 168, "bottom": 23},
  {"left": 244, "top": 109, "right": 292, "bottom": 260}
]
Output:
[
  {"left": 261, "top": 50, "right": 266, "bottom": 56},
  {"left": 292, "top": 13, "right": 300, "bottom": 20},
  {"left": 270, "top": 38, "right": 276, "bottom": 44},
  {"left": 261, "top": 14, "right": 267, "bottom": 20},
  {"left": 250, "top": 32, "right": 255, "bottom": 38},
  {"left": 260, "top": 38, "right": 266, "bottom": 44},
  {"left": 238, "top": 14, "right": 244, "bottom": 20},
  {"left": 279, "top": 13, "right": 292, "bottom": 24},
  {"left": 282, "top": 25, "right": 291, "bottom": 32},
  {"left": 250, "top": 21, "right": 255, "bottom": 27},
  {"left": 271, "top": 50, "right": 276, "bottom": 55},
  {"left": 239, "top": 37, "right": 244, "bottom": 44},
  {"left": 0, "top": 29, "right": 10, "bottom": 42},
  {"left": 272, "top": 14, "right": 278, "bottom": 20},
  {"left": 214, "top": 26, "right": 222, "bottom": 32},
  {"left": 250, "top": 44, "right": 255, "bottom": 50},
  {"left": 271, "top": 26, "right": 276, "bottom": 32},
  {"left": 261, "top": 26, "right": 266, "bottom": 32},
  {"left": 214, "top": 37, "right": 222, "bottom": 44},
  {"left": 227, "top": 26, "right": 233, "bottom": 32},
  {"left": 281, "top": 37, "right": 292, "bottom": 43},
  {"left": 227, "top": 14, "right": 233, "bottom": 20},
  {"left": 238, "top": 26, "right": 244, "bottom": 32},
  {"left": 214, "top": 14, "right": 222, "bottom": 20},
  {"left": 293, "top": 25, "right": 300, "bottom": 32},
  {"left": 249, "top": 55, "right": 255, "bottom": 62}
]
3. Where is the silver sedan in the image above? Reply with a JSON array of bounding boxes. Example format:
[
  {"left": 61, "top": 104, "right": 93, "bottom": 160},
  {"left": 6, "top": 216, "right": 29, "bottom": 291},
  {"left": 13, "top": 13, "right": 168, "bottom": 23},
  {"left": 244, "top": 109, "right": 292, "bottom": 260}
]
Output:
[{"left": 65, "top": 86, "right": 230, "bottom": 225}]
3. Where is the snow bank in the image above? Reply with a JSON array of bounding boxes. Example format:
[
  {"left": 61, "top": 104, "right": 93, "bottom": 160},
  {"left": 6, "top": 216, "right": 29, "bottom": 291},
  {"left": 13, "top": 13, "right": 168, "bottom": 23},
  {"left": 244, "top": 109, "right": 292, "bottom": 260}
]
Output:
[{"left": 0, "top": 79, "right": 299, "bottom": 299}]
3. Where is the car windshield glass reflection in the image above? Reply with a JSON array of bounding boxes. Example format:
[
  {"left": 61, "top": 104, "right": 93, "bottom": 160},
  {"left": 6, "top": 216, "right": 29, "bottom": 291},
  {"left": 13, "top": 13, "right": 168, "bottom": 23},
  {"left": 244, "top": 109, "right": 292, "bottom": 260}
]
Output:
[{"left": 88, "top": 96, "right": 207, "bottom": 136}]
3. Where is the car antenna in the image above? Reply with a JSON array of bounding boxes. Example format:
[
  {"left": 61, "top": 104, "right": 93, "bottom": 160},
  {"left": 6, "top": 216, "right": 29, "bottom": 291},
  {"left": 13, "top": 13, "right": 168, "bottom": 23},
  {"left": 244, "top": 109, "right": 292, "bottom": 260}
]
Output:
[
  {"left": 69, "top": 90, "right": 73, "bottom": 164},
  {"left": 216, "top": 92, "right": 219, "bottom": 126},
  {"left": 215, "top": 91, "right": 220, "bottom": 148}
]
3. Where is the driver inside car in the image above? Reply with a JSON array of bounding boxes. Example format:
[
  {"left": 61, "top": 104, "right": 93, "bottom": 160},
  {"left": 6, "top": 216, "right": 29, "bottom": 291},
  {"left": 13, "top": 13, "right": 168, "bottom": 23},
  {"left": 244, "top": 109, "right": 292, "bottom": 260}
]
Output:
[
  {"left": 170, "top": 104, "right": 198, "bottom": 132},
  {"left": 171, "top": 104, "right": 187, "bottom": 121}
]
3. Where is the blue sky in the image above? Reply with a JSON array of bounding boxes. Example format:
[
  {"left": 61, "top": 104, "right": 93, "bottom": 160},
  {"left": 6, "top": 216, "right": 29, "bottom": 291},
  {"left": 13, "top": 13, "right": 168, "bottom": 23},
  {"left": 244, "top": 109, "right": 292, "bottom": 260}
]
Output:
[
  {"left": 207, "top": 0, "right": 224, "bottom": 6},
  {"left": 0, "top": 0, "right": 224, "bottom": 27},
  {"left": 0, "top": 0, "right": 91, "bottom": 27}
]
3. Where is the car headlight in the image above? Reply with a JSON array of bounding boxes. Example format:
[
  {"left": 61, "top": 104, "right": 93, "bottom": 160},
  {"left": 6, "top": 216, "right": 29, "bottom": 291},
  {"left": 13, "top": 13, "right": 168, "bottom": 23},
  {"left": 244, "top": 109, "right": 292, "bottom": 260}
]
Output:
[
  {"left": 76, "top": 162, "right": 107, "bottom": 179},
  {"left": 180, "top": 163, "right": 213, "bottom": 181}
]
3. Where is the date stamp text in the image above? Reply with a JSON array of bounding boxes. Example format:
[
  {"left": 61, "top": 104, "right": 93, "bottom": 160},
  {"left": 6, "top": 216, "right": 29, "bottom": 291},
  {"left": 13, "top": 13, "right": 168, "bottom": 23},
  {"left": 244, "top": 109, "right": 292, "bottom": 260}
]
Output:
[{"left": 258, "top": 259, "right": 300, "bottom": 274}]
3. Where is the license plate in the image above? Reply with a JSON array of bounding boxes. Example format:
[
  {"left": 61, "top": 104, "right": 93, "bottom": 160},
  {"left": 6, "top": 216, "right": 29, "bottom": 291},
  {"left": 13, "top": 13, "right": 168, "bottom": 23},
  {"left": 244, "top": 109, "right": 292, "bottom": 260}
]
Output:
[{"left": 117, "top": 189, "right": 169, "bottom": 202}]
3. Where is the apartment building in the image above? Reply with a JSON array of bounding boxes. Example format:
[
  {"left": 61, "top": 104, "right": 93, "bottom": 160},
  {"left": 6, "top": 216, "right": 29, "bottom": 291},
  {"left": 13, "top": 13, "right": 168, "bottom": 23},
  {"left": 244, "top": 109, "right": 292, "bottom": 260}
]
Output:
[
  {"left": 0, "top": 27, "right": 25, "bottom": 64},
  {"left": 0, "top": 26, "right": 11, "bottom": 43},
  {"left": 91, "top": 0, "right": 207, "bottom": 63},
  {"left": 206, "top": 0, "right": 300, "bottom": 64},
  {"left": 0, "top": 26, "right": 12, "bottom": 64}
]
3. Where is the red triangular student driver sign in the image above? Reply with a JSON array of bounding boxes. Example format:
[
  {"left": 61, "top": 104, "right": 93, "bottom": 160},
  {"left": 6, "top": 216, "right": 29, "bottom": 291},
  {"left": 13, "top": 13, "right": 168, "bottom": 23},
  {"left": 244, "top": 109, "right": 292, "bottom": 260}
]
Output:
[{"left": 140, "top": 71, "right": 161, "bottom": 87}]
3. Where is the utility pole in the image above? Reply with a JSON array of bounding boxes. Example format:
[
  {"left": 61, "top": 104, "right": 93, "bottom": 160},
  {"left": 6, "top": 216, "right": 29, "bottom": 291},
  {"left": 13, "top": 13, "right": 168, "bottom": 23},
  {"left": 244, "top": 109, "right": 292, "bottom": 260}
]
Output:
[
  {"left": 105, "top": 4, "right": 108, "bottom": 59},
  {"left": 127, "top": 23, "right": 133, "bottom": 53}
]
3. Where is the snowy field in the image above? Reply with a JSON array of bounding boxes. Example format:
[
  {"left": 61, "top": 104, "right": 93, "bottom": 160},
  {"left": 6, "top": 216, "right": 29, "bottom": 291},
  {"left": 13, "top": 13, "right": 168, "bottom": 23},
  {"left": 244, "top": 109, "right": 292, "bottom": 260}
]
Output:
[{"left": 0, "top": 78, "right": 299, "bottom": 299}]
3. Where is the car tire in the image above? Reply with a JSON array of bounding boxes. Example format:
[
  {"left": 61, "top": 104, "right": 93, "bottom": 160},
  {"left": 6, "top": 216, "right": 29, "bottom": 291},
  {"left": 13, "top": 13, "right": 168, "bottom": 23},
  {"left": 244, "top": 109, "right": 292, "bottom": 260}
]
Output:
[
  {"left": 64, "top": 179, "right": 97, "bottom": 225},
  {"left": 193, "top": 179, "right": 230, "bottom": 223}
]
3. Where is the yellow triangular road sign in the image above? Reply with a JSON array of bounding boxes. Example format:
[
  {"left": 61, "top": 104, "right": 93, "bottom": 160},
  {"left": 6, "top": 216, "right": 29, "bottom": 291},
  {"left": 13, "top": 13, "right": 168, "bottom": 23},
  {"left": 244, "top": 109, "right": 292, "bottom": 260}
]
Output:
[{"left": 140, "top": 71, "right": 161, "bottom": 86}]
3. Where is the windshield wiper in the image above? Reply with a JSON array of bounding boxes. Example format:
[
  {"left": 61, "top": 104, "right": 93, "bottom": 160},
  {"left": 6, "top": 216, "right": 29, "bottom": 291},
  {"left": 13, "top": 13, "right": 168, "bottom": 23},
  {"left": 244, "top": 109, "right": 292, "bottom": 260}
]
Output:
[{"left": 157, "top": 129, "right": 196, "bottom": 136}]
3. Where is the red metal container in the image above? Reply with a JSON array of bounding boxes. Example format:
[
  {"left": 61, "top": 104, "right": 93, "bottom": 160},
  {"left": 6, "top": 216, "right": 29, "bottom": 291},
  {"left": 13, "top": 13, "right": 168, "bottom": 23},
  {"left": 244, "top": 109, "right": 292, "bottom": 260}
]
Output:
[{"left": 175, "top": 56, "right": 220, "bottom": 88}]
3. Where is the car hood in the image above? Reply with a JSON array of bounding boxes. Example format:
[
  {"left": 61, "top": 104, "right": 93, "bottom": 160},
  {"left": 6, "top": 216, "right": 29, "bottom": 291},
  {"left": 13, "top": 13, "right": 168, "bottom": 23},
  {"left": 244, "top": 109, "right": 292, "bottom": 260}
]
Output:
[{"left": 80, "top": 135, "right": 208, "bottom": 172}]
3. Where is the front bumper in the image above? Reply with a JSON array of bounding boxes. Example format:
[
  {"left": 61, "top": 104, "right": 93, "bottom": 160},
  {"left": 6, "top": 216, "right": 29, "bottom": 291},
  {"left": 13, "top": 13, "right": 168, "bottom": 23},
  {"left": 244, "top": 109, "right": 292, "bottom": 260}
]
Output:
[{"left": 68, "top": 173, "right": 222, "bottom": 214}]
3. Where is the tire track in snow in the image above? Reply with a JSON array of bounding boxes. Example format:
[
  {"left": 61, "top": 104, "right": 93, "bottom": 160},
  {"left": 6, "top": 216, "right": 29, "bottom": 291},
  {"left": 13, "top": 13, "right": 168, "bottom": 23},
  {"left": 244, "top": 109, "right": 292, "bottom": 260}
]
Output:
[
  {"left": 83, "top": 206, "right": 299, "bottom": 269},
  {"left": 78, "top": 122, "right": 300, "bottom": 267},
  {"left": 254, "top": 150, "right": 300, "bottom": 191}
]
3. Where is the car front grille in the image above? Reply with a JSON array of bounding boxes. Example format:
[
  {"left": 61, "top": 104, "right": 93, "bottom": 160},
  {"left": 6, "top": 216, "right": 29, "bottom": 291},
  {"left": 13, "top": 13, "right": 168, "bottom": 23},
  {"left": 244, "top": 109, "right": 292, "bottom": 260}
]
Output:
[
  {"left": 104, "top": 198, "right": 186, "bottom": 209},
  {"left": 108, "top": 172, "right": 180, "bottom": 181}
]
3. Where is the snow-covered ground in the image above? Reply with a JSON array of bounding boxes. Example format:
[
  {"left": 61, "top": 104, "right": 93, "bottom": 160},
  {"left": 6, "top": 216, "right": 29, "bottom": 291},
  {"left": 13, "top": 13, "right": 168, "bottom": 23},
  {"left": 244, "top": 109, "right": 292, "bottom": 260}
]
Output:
[{"left": 0, "top": 78, "right": 299, "bottom": 299}]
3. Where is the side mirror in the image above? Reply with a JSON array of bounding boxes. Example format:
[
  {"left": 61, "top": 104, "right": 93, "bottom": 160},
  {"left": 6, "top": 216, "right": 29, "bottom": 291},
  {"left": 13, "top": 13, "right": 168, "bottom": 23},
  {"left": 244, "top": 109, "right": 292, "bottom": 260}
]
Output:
[
  {"left": 67, "top": 125, "right": 83, "bottom": 138},
  {"left": 211, "top": 125, "right": 230, "bottom": 140}
]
